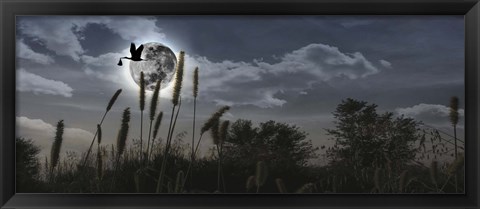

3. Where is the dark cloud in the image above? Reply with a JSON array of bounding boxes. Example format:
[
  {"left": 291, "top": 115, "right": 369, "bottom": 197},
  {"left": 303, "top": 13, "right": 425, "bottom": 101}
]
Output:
[{"left": 17, "top": 39, "right": 55, "bottom": 65}]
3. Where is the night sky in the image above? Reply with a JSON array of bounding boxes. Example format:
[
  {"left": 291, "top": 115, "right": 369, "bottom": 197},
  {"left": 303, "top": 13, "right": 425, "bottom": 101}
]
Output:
[{"left": 15, "top": 16, "right": 465, "bottom": 160}]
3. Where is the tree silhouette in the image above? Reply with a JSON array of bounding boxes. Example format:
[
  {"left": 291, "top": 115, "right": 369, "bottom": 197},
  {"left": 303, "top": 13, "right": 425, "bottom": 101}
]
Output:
[
  {"left": 326, "top": 98, "right": 420, "bottom": 171},
  {"left": 16, "top": 137, "right": 43, "bottom": 192},
  {"left": 222, "top": 119, "right": 318, "bottom": 192}
]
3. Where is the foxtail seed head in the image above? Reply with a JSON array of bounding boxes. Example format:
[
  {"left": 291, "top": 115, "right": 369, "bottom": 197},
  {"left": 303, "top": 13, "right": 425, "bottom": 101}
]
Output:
[
  {"left": 150, "top": 79, "right": 161, "bottom": 121},
  {"left": 201, "top": 106, "right": 230, "bottom": 135},
  {"left": 449, "top": 96, "right": 459, "bottom": 126},
  {"left": 153, "top": 112, "right": 163, "bottom": 139},
  {"left": 106, "top": 89, "right": 122, "bottom": 112},
  {"left": 97, "top": 124, "right": 102, "bottom": 145},
  {"left": 50, "top": 120, "right": 64, "bottom": 170},
  {"left": 116, "top": 108, "right": 131, "bottom": 157},
  {"left": 193, "top": 67, "right": 199, "bottom": 98},
  {"left": 172, "top": 51, "right": 185, "bottom": 106}
]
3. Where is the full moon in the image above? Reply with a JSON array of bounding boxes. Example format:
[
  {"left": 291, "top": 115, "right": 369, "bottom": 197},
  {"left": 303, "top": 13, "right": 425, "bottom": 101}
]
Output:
[{"left": 129, "top": 42, "right": 177, "bottom": 91}]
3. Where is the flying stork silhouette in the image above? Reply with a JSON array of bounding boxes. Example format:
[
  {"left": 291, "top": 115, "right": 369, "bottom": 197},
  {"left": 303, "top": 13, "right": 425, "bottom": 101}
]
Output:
[{"left": 118, "top": 43, "right": 144, "bottom": 66}]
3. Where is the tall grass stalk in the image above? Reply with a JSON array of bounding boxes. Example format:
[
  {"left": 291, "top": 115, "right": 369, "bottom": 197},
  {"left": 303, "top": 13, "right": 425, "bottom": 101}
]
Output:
[
  {"left": 447, "top": 153, "right": 464, "bottom": 175},
  {"left": 139, "top": 72, "right": 146, "bottom": 161},
  {"left": 449, "top": 96, "right": 459, "bottom": 192},
  {"left": 110, "top": 107, "right": 131, "bottom": 191},
  {"left": 211, "top": 120, "right": 222, "bottom": 191},
  {"left": 449, "top": 96, "right": 459, "bottom": 158},
  {"left": 190, "top": 67, "right": 199, "bottom": 187},
  {"left": 96, "top": 149, "right": 103, "bottom": 192},
  {"left": 96, "top": 124, "right": 103, "bottom": 182},
  {"left": 96, "top": 149, "right": 103, "bottom": 181},
  {"left": 82, "top": 89, "right": 122, "bottom": 169},
  {"left": 49, "top": 120, "right": 64, "bottom": 181},
  {"left": 440, "top": 153, "right": 465, "bottom": 192},
  {"left": 149, "top": 112, "right": 163, "bottom": 161},
  {"left": 147, "top": 79, "right": 161, "bottom": 161},
  {"left": 156, "top": 104, "right": 176, "bottom": 193},
  {"left": 156, "top": 98, "right": 182, "bottom": 192},
  {"left": 181, "top": 106, "right": 230, "bottom": 190},
  {"left": 217, "top": 120, "right": 229, "bottom": 192},
  {"left": 169, "top": 98, "right": 183, "bottom": 147},
  {"left": 157, "top": 51, "right": 185, "bottom": 193}
]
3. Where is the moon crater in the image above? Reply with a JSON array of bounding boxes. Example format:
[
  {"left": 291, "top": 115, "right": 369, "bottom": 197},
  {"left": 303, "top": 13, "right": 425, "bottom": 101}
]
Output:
[{"left": 129, "top": 42, "right": 177, "bottom": 91}]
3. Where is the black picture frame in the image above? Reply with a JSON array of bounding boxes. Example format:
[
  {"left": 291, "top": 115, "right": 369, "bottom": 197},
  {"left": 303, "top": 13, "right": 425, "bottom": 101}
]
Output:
[{"left": 1, "top": 0, "right": 479, "bottom": 208}]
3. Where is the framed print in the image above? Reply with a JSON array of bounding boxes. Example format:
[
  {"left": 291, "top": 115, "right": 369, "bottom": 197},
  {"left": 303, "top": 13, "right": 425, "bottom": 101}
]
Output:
[{"left": 1, "top": 0, "right": 480, "bottom": 208}]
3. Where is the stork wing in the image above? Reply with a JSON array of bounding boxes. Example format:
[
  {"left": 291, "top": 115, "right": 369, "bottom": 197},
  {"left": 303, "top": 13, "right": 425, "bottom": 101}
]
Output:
[
  {"left": 130, "top": 43, "right": 136, "bottom": 55},
  {"left": 136, "top": 44, "right": 144, "bottom": 54}
]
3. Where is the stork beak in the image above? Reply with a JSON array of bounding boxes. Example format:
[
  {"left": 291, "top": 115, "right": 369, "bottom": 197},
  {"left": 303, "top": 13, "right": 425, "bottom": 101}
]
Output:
[{"left": 117, "top": 59, "right": 123, "bottom": 66}]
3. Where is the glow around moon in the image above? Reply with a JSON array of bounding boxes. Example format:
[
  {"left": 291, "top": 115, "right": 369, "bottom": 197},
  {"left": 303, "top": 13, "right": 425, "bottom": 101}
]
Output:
[{"left": 129, "top": 42, "right": 177, "bottom": 91}]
